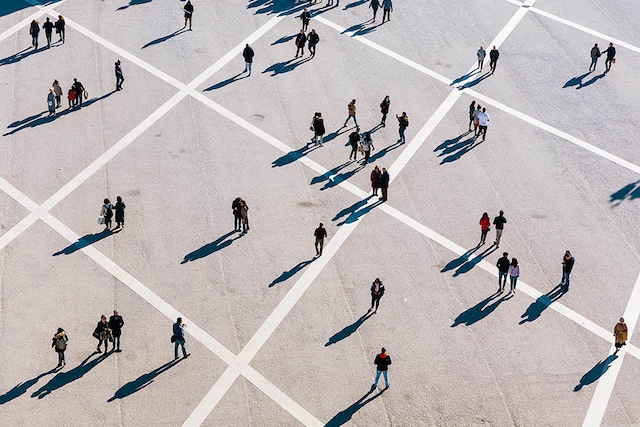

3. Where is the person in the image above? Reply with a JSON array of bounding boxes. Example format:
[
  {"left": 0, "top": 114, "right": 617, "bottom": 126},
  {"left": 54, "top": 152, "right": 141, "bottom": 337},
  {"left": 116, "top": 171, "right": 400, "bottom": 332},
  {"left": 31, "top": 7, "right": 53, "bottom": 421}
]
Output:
[
  {"left": 343, "top": 99, "right": 358, "bottom": 128},
  {"left": 508, "top": 258, "right": 519, "bottom": 294},
  {"left": 361, "top": 132, "right": 374, "bottom": 164},
  {"left": 183, "top": 1, "right": 194, "bottom": 30},
  {"left": 310, "top": 112, "right": 325, "bottom": 146},
  {"left": 369, "top": 0, "right": 380, "bottom": 21},
  {"left": 101, "top": 198, "right": 114, "bottom": 230},
  {"left": 232, "top": 197, "right": 243, "bottom": 231},
  {"left": 379, "top": 168, "right": 389, "bottom": 201},
  {"left": 115, "top": 196, "right": 126, "bottom": 229},
  {"left": 589, "top": 43, "right": 601, "bottom": 72},
  {"left": 468, "top": 100, "right": 476, "bottom": 132},
  {"left": 173, "top": 317, "right": 189, "bottom": 359},
  {"left": 489, "top": 46, "right": 499, "bottom": 73},
  {"left": 67, "top": 87, "right": 76, "bottom": 109},
  {"left": 314, "top": 223, "right": 327, "bottom": 256},
  {"left": 242, "top": 44, "right": 254, "bottom": 75},
  {"left": 348, "top": 126, "right": 361, "bottom": 160},
  {"left": 52, "top": 327, "right": 68, "bottom": 368},
  {"left": 29, "top": 19, "right": 40, "bottom": 49},
  {"left": 496, "top": 252, "right": 510, "bottom": 292},
  {"left": 373, "top": 347, "right": 391, "bottom": 388},
  {"left": 560, "top": 250, "right": 575, "bottom": 291},
  {"left": 380, "top": 95, "right": 390, "bottom": 126},
  {"left": 477, "top": 46, "right": 486, "bottom": 71},
  {"left": 55, "top": 15, "right": 65, "bottom": 43},
  {"left": 42, "top": 17, "right": 54, "bottom": 48},
  {"left": 396, "top": 112, "right": 408, "bottom": 143},
  {"left": 479, "top": 212, "right": 490, "bottom": 244},
  {"left": 295, "top": 30, "right": 307, "bottom": 58},
  {"left": 369, "top": 278, "right": 385, "bottom": 313},
  {"left": 73, "top": 78, "right": 85, "bottom": 108},
  {"left": 492, "top": 210, "right": 506, "bottom": 247},
  {"left": 476, "top": 107, "right": 489, "bottom": 141},
  {"left": 94, "top": 315, "right": 111, "bottom": 353},
  {"left": 115, "top": 60, "right": 124, "bottom": 91},
  {"left": 109, "top": 310, "right": 124, "bottom": 352},
  {"left": 602, "top": 42, "right": 616, "bottom": 73},
  {"left": 307, "top": 29, "right": 319, "bottom": 58},
  {"left": 472, "top": 103, "right": 481, "bottom": 136},
  {"left": 370, "top": 165, "right": 381, "bottom": 195},
  {"left": 240, "top": 200, "right": 249, "bottom": 234},
  {"left": 52, "top": 80, "right": 63, "bottom": 108},
  {"left": 614, "top": 318, "right": 627, "bottom": 355},
  {"left": 300, "top": 8, "right": 311, "bottom": 31},
  {"left": 381, "top": 0, "right": 393, "bottom": 23},
  {"left": 47, "top": 89, "right": 56, "bottom": 116}
]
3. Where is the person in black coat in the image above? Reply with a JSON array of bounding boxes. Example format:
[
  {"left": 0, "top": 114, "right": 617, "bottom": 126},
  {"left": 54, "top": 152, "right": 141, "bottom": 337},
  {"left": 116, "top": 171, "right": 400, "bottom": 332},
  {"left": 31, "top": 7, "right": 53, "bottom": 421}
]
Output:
[
  {"left": 300, "top": 8, "right": 311, "bottom": 31},
  {"left": 115, "top": 60, "right": 124, "bottom": 91},
  {"left": 348, "top": 126, "right": 361, "bottom": 161},
  {"left": 243, "top": 44, "right": 254, "bottom": 75},
  {"left": 55, "top": 15, "right": 65, "bottom": 43},
  {"left": 232, "top": 197, "right": 243, "bottom": 232},
  {"left": 72, "top": 78, "right": 85, "bottom": 107},
  {"left": 489, "top": 46, "right": 499, "bottom": 73},
  {"left": 310, "top": 112, "right": 325, "bottom": 146},
  {"left": 378, "top": 168, "right": 389, "bottom": 201},
  {"left": 115, "top": 196, "right": 126, "bottom": 228},
  {"left": 108, "top": 310, "right": 124, "bottom": 352},
  {"left": 307, "top": 29, "right": 319, "bottom": 58},
  {"left": 379, "top": 95, "right": 390, "bottom": 126},
  {"left": 369, "top": 278, "right": 385, "bottom": 313},
  {"left": 94, "top": 315, "right": 111, "bottom": 353},
  {"left": 602, "top": 42, "right": 616, "bottom": 73},
  {"left": 183, "top": 1, "right": 194, "bottom": 30},
  {"left": 29, "top": 19, "right": 40, "bottom": 49},
  {"left": 42, "top": 17, "right": 54, "bottom": 48},
  {"left": 295, "top": 30, "right": 307, "bottom": 58}
]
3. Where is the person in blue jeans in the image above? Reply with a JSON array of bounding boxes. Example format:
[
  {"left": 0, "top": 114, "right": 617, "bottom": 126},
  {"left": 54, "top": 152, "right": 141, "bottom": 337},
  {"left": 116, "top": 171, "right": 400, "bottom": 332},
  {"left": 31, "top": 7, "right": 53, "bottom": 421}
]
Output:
[
  {"left": 373, "top": 347, "right": 391, "bottom": 389},
  {"left": 508, "top": 258, "right": 520, "bottom": 294},
  {"left": 173, "top": 317, "right": 189, "bottom": 359},
  {"left": 560, "top": 251, "right": 575, "bottom": 291},
  {"left": 496, "top": 252, "right": 510, "bottom": 292}
]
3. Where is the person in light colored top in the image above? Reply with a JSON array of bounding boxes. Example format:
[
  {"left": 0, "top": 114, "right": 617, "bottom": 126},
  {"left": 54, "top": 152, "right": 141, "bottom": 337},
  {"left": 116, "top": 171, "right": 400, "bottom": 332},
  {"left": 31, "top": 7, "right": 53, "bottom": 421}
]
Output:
[
  {"left": 508, "top": 258, "right": 520, "bottom": 294},
  {"left": 477, "top": 46, "right": 486, "bottom": 70},
  {"left": 476, "top": 108, "right": 489, "bottom": 141}
]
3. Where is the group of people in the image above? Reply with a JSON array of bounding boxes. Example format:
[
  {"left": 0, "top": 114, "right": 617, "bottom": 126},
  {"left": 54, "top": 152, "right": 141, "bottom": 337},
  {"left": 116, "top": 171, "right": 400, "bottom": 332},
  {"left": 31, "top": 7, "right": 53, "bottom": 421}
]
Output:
[
  {"left": 46, "top": 78, "right": 86, "bottom": 115},
  {"left": 478, "top": 210, "right": 507, "bottom": 247},
  {"left": 476, "top": 45, "right": 499, "bottom": 73},
  {"left": 29, "top": 15, "right": 65, "bottom": 49},
  {"left": 294, "top": 27, "right": 320, "bottom": 58},
  {"left": 468, "top": 101, "right": 489, "bottom": 141},
  {"left": 589, "top": 42, "right": 617, "bottom": 73},
  {"left": 232, "top": 198, "right": 250, "bottom": 233},
  {"left": 100, "top": 197, "right": 126, "bottom": 230},
  {"left": 92, "top": 311, "right": 125, "bottom": 353}
]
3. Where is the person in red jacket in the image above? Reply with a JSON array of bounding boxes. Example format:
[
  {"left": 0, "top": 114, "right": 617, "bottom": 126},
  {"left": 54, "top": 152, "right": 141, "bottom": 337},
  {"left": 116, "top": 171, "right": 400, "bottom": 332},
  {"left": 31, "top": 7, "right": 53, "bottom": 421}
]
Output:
[
  {"left": 370, "top": 165, "right": 381, "bottom": 196},
  {"left": 479, "top": 212, "right": 490, "bottom": 245}
]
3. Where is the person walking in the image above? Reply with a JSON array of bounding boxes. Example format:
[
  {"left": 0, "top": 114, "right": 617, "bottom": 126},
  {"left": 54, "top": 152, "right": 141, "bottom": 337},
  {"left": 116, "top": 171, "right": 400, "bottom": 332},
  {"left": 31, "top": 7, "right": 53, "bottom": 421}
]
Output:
[
  {"left": 614, "top": 318, "right": 628, "bottom": 355},
  {"left": 52, "top": 80, "right": 63, "bottom": 108},
  {"left": 47, "top": 89, "right": 56, "bottom": 116},
  {"left": 379, "top": 168, "right": 389, "bottom": 201},
  {"left": 381, "top": 0, "right": 393, "bottom": 23},
  {"left": 369, "top": 278, "right": 385, "bottom": 313},
  {"left": 373, "top": 347, "right": 391, "bottom": 388},
  {"left": 361, "top": 132, "right": 374, "bottom": 164},
  {"left": 72, "top": 78, "right": 85, "bottom": 108},
  {"left": 468, "top": 100, "right": 476, "bottom": 132},
  {"left": 108, "top": 310, "right": 124, "bottom": 352},
  {"left": 396, "top": 112, "right": 408, "bottom": 143},
  {"left": 183, "top": 1, "right": 194, "bottom": 30},
  {"left": 115, "top": 60, "right": 124, "bottom": 91},
  {"left": 496, "top": 252, "right": 510, "bottom": 292},
  {"left": 380, "top": 95, "right": 390, "bottom": 126},
  {"left": 477, "top": 46, "right": 486, "bottom": 71},
  {"left": 295, "top": 30, "right": 307, "bottom": 58},
  {"left": 29, "top": 19, "right": 40, "bottom": 49},
  {"left": 310, "top": 112, "right": 325, "bottom": 146},
  {"left": 508, "top": 258, "right": 519, "bottom": 294},
  {"left": 476, "top": 107, "right": 489, "bottom": 141},
  {"left": 370, "top": 165, "right": 381, "bottom": 195},
  {"left": 369, "top": 0, "right": 380, "bottom": 21},
  {"left": 560, "top": 250, "right": 575, "bottom": 291},
  {"left": 52, "top": 327, "right": 68, "bottom": 368},
  {"left": 602, "top": 42, "right": 616, "bottom": 73},
  {"left": 101, "top": 198, "right": 114, "bottom": 230},
  {"left": 314, "top": 222, "right": 327, "bottom": 256},
  {"left": 114, "top": 196, "right": 126, "bottom": 229},
  {"left": 492, "top": 210, "right": 506, "bottom": 247},
  {"left": 348, "top": 126, "right": 361, "bottom": 160},
  {"left": 307, "top": 29, "right": 319, "bottom": 58},
  {"left": 343, "top": 99, "right": 358, "bottom": 128},
  {"left": 240, "top": 200, "right": 249, "bottom": 234},
  {"left": 300, "top": 8, "right": 311, "bottom": 31},
  {"left": 67, "top": 87, "right": 75, "bottom": 109},
  {"left": 489, "top": 46, "right": 499, "bottom": 73},
  {"left": 472, "top": 103, "right": 481, "bottom": 137},
  {"left": 42, "top": 17, "right": 54, "bottom": 48},
  {"left": 172, "top": 317, "right": 189, "bottom": 359},
  {"left": 589, "top": 43, "right": 601, "bottom": 72},
  {"left": 55, "top": 15, "right": 65, "bottom": 43},
  {"left": 93, "top": 315, "right": 111, "bottom": 353},
  {"left": 479, "top": 212, "right": 490, "bottom": 245},
  {"left": 242, "top": 44, "right": 254, "bottom": 75},
  {"left": 232, "top": 197, "right": 243, "bottom": 231}
]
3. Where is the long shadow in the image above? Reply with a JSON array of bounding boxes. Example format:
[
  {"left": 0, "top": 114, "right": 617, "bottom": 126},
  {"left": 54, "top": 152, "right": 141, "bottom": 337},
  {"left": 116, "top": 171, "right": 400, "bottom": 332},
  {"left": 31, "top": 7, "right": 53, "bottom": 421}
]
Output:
[
  {"left": 0, "top": 368, "right": 57, "bottom": 404},
  {"left": 519, "top": 284, "right": 565, "bottom": 324},
  {"left": 117, "top": 0, "right": 153, "bottom": 10},
  {"left": 325, "top": 387, "right": 386, "bottom": 426},
  {"left": 459, "top": 71, "right": 492, "bottom": 89},
  {"left": 450, "top": 69, "right": 480, "bottom": 86},
  {"left": 343, "top": 0, "right": 368, "bottom": 9},
  {"left": 311, "top": 161, "right": 352, "bottom": 185},
  {"left": 367, "top": 140, "right": 403, "bottom": 163},
  {"left": 341, "top": 22, "right": 367, "bottom": 34},
  {"left": 577, "top": 72, "right": 606, "bottom": 89},
  {"left": 248, "top": 0, "right": 308, "bottom": 16},
  {"left": 440, "top": 244, "right": 481, "bottom": 273},
  {"left": 333, "top": 197, "right": 381, "bottom": 226},
  {"left": 451, "top": 291, "right": 506, "bottom": 327},
  {"left": 323, "top": 126, "right": 351, "bottom": 144},
  {"left": 263, "top": 56, "right": 312, "bottom": 76},
  {"left": 563, "top": 72, "right": 590, "bottom": 89},
  {"left": 142, "top": 28, "right": 188, "bottom": 49},
  {"left": 610, "top": 181, "right": 640, "bottom": 206},
  {"left": 268, "top": 258, "right": 315, "bottom": 287},
  {"left": 574, "top": 354, "right": 618, "bottom": 391},
  {"left": 353, "top": 23, "right": 380, "bottom": 36},
  {"left": 203, "top": 73, "right": 247, "bottom": 91},
  {"left": 53, "top": 229, "right": 113, "bottom": 256},
  {"left": 453, "top": 244, "right": 497, "bottom": 276},
  {"left": 321, "top": 163, "right": 365, "bottom": 191},
  {"left": 439, "top": 137, "right": 482, "bottom": 164},
  {"left": 181, "top": 231, "right": 240, "bottom": 264},
  {"left": 31, "top": 352, "right": 109, "bottom": 399},
  {"left": 271, "top": 33, "right": 296, "bottom": 45},
  {"left": 0, "top": 46, "right": 41, "bottom": 67},
  {"left": 107, "top": 359, "right": 182, "bottom": 401},
  {"left": 325, "top": 313, "right": 372, "bottom": 346},
  {"left": 272, "top": 143, "right": 320, "bottom": 167}
]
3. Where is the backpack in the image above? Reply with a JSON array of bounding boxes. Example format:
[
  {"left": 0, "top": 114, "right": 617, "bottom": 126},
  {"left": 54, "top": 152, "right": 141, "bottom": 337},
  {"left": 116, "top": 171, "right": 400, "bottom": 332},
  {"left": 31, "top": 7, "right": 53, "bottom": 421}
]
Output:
[
  {"left": 105, "top": 205, "right": 113, "bottom": 219},
  {"left": 55, "top": 337, "right": 67, "bottom": 351},
  {"left": 401, "top": 117, "right": 409, "bottom": 128}
]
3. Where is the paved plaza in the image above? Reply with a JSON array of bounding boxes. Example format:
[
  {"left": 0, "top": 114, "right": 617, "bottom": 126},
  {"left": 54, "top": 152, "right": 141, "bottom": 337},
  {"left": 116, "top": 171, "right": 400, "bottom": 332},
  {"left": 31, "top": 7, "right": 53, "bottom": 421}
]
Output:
[{"left": 1, "top": 0, "right": 640, "bottom": 425}]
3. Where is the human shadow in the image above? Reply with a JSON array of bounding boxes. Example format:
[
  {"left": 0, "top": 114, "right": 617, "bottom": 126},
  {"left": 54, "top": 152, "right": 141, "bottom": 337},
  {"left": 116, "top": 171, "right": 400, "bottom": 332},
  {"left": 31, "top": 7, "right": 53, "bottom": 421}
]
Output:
[
  {"left": 333, "top": 197, "right": 381, "bottom": 226},
  {"left": 451, "top": 291, "right": 506, "bottom": 327},
  {"left": 0, "top": 46, "right": 41, "bottom": 67},
  {"left": 577, "top": 72, "right": 606, "bottom": 88},
  {"left": 341, "top": 21, "right": 367, "bottom": 34},
  {"left": 53, "top": 229, "right": 113, "bottom": 256},
  {"left": 271, "top": 33, "right": 297, "bottom": 45},
  {"left": 325, "top": 312, "right": 373, "bottom": 346},
  {"left": 0, "top": 368, "right": 57, "bottom": 404},
  {"left": 367, "top": 140, "right": 403, "bottom": 163},
  {"left": 142, "top": 28, "right": 188, "bottom": 49},
  {"left": 453, "top": 244, "right": 497, "bottom": 276},
  {"left": 563, "top": 72, "right": 590, "bottom": 89},
  {"left": 459, "top": 71, "right": 492, "bottom": 89},
  {"left": 248, "top": 0, "right": 308, "bottom": 16},
  {"left": 325, "top": 387, "right": 386, "bottom": 426},
  {"left": 263, "top": 56, "right": 312, "bottom": 76},
  {"left": 311, "top": 161, "right": 353, "bottom": 186},
  {"left": 610, "top": 181, "right": 640, "bottom": 206},
  {"left": 268, "top": 258, "right": 315, "bottom": 287},
  {"left": 203, "top": 73, "right": 248, "bottom": 91},
  {"left": 574, "top": 354, "right": 618, "bottom": 391},
  {"left": 519, "top": 284, "right": 565, "bottom": 324},
  {"left": 321, "top": 163, "right": 366, "bottom": 191},
  {"left": 441, "top": 244, "right": 481, "bottom": 273},
  {"left": 117, "top": 0, "right": 153, "bottom": 10},
  {"left": 450, "top": 69, "right": 480, "bottom": 86},
  {"left": 31, "top": 352, "right": 109, "bottom": 399},
  {"left": 107, "top": 359, "right": 182, "bottom": 401},
  {"left": 272, "top": 143, "right": 321, "bottom": 167},
  {"left": 436, "top": 133, "right": 482, "bottom": 164},
  {"left": 343, "top": 0, "right": 368, "bottom": 9},
  {"left": 323, "top": 127, "right": 351, "bottom": 144},
  {"left": 181, "top": 231, "right": 240, "bottom": 264}
]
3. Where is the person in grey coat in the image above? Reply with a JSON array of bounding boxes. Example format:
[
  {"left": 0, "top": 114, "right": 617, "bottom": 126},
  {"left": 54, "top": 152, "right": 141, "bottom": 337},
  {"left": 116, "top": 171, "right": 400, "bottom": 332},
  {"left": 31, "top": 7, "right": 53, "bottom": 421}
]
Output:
[
  {"left": 47, "top": 89, "right": 56, "bottom": 116},
  {"left": 477, "top": 46, "right": 486, "bottom": 71}
]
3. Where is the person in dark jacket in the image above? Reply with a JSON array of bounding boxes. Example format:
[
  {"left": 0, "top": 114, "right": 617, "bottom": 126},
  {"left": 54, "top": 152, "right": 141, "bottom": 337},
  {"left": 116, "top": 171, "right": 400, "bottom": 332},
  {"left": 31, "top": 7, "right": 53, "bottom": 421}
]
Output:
[
  {"left": 115, "top": 60, "right": 124, "bottom": 91},
  {"left": 380, "top": 95, "right": 390, "bottom": 126},
  {"left": 468, "top": 100, "right": 476, "bottom": 131},
  {"left": 55, "top": 15, "right": 65, "bottom": 43},
  {"left": 370, "top": 165, "right": 381, "bottom": 195},
  {"left": 373, "top": 347, "right": 391, "bottom": 388},
  {"left": 382, "top": 0, "right": 393, "bottom": 23},
  {"left": 496, "top": 252, "right": 510, "bottom": 292},
  {"left": 314, "top": 223, "right": 327, "bottom": 256},
  {"left": 349, "top": 126, "right": 361, "bottom": 161},
  {"left": 242, "top": 44, "right": 254, "bottom": 75},
  {"left": 295, "top": 30, "right": 307, "bottom": 58},
  {"left": 589, "top": 43, "right": 600, "bottom": 72},
  {"left": 369, "top": 0, "right": 381, "bottom": 22},
  {"left": 300, "top": 8, "right": 311, "bottom": 31},
  {"left": 602, "top": 42, "right": 616, "bottom": 73},
  {"left": 307, "top": 29, "right": 319, "bottom": 58},
  {"left": 183, "top": 1, "right": 194, "bottom": 30},
  {"left": 72, "top": 78, "right": 85, "bottom": 107},
  {"left": 492, "top": 210, "right": 507, "bottom": 247},
  {"left": 94, "top": 315, "right": 111, "bottom": 353},
  {"left": 560, "top": 250, "right": 575, "bottom": 291},
  {"left": 489, "top": 46, "right": 499, "bottom": 73},
  {"left": 108, "top": 310, "right": 124, "bottom": 352},
  {"left": 379, "top": 168, "right": 389, "bottom": 202},
  {"left": 29, "top": 19, "right": 40, "bottom": 49},
  {"left": 52, "top": 327, "right": 68, "bottom": 368},
  {"left": 369, "top": 278, "right": 385, "bottom": 313},
  {"left": 42, "top": 17, "right": 54, "bottom": 48},
  {"left": 232, "top": 197, "right": 243, "bottom": 232},
  {"left": 173, "top": 317, "right": 189, "bottom": 359},
  {"left": 115, "top": 196, "right": 126, "bottom": 229},
  {"left": 396, "top": 112, "right": 408, "bottom": 143},
  {"left": 310, "top": 112, "right": 325, "bottom": 146}
]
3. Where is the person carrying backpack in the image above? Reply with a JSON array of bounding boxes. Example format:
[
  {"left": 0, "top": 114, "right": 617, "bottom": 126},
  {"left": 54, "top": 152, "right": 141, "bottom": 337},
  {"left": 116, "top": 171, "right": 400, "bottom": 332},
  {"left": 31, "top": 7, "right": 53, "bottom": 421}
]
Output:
[
  {"left": 52, "top": 327, "right": 68, "bottom": 368},
  {"left": 101, "top": 198, "right": 114, "bottom": 230},
  {"left": 396, "top": 112, "right": 409, "bottom": 143}
]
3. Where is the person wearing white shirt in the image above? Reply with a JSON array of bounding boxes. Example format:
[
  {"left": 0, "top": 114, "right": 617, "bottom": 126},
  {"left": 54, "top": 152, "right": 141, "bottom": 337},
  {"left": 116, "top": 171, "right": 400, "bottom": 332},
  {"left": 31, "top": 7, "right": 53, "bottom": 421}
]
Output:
[
  {"left": 476, "top": 108, "right": 489, "bottom": 141},
  {"left": 508, "top": 258, "right": 520, "bottom": 294}
]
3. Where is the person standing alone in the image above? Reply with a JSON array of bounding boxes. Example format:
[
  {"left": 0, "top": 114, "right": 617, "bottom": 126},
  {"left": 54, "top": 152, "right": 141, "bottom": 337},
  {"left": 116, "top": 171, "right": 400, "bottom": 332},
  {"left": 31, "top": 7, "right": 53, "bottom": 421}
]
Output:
[
  {"left": 115, "top": 60, "right": 124, "bottom": 91},
  {"left": 380, "top": 95, "right": 390, "bottom": 126},
  {"left": 492, "top": 210, "right": 506, "bottom": 247},
  {"left": 314, "top": 222, "right": 327, "bottom": 256},
  {"left": 173, "top": 317, "right": 189, "bottom": 359},
  {"left": 232, "top": 198, "right": 243, "bottom": 232},
  {"left": 489, "top": 46, "right": 499, "bottom": 73},
  {"left": 614, "top": 318, "right": 627, "bottom": 355},
  {"left": 243, "top": 44, "right": 254, "bottom": 75},
  {"left": 560, "top": 250, "right": 574, "bottom": 291},
  {"left": 396, "top": 112, "right": 408, "bottom": 143},
  {"left": 373, "top": 347, "right": 391, "bottom": 388},
  {"left": 52, "top": 327, "right": 68, "bottom": 368},
  {"left": 368, "top": 278, "right": 385, "bottom": 313},
  {"left": 343, "top": 99, "right": 358, "bottom": 128},
  {"left": 300, "top": 8, "right": 311, "bottom": 31},
  {"left": 183, "top": 1, "right": 194, "bottom": 30},
  {"left": 109, "top": 310, "right": 124, "bottom": 352}
]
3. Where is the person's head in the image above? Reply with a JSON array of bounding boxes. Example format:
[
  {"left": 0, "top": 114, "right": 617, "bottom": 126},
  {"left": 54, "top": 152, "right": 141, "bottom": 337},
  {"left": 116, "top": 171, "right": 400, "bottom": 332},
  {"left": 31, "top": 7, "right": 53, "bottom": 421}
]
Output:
[
  {"left": 303, "top": 8, "right": 307, "bottom": 11},
  {"left": 74, "top": 78, "right": 77, "bottom": 82},
  {"left": 565, "top": 250, "right": 571, "bottom": 258},
  {"left": 116, "top": 60, "right": 121, "bottom": 65},
  {"left": 104, "top": 198, "right": 110, "bottom": 204},
  {"left": 402, "top": 111, "right": 406, "bottom": 116},
  {"left": 311, "top": 29, "right": 316, "bottom": 34},
  {"left": 116, "top": 196, "right": 122, "bottom": 202},
  {"left": 299, "top": 29, "right": 304, "bottom": 34},
  {"left": 482, "top": 212, "right": 488, "bottom": 218},
  {"left": 46, "top": 17, "right": 50, "bottom": 22},
  {"left": 364, "top": 132, "right": 371, "bottom": 140},
  {"left": 482, "top": 108, "right": 486, "bottom": 112},
  {"left": 49, "top": 88, "right": 53, "bottom": 93},
  {"left": 101, "top": 315, "right": 107, "bottom": 322},
  {"left": 620, "top": 317, "right": 625, "bottom": 323},
  {"left": 57, "top": 327, "right": 64, "bottom": 333},
  {"left": 594, "top": 43, "right": 598, "bottom": 47},
  {"left": 58, "top": 15, "right": 64, "bottom": 20},
  {"left": 476, "top": 104, "right": 481, "bottom": 110},
  {"left": 177, "top": 317, "right": 183, "bottom": 324},
  {"left": 319, "top": 222, "right": 323, "bottom": 227},
  {"left": 480, "top": 45, "right": 484, "bottom": 49},
  {"left": 385, "top": 95, "right": 389, "bottom": 101},
  {"left": 493, "top": 45, "right": 496, "bottom": 49},
  {"left": 352, "top": 99, "right": 356, "bottom": 104},
  {"left": 53, "top": 79, "right": 58, "bottom": 85},
  {"left": 245, "top": 43, "right": 249, "bottom": 48},
  {"left": 113, "top": 310, "right": 119, "bottom": 315},
  {"left": 511, "top": 258, "right": 518, "bottom": 266},
  {"left": 499, "top": 210, "right": 504, "bottom": 216},
  {"left": 374, "top": 165, "right": 380, "bottom": 171},
  {"left": 382, "top": 168, "right": 387, "bottom": 173},
  {"left": 609, "top": 42, "right": 613, "bottom": 47},
  {"left": 381, "top": 347, "right": 386, "bottom": 354},
  {"left": 503, "top": 252, "right": 508, "bottom": 258},
  {"left": 317, "top": 112, "right": 322, "bottom": 118},
  {"left": 471, "top": 100, "right": 475, "bottom": 106}
]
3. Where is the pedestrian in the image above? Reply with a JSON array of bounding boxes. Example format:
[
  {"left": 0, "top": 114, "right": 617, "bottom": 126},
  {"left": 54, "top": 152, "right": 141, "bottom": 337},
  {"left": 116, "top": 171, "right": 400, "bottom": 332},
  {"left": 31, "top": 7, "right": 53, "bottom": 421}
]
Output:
[
  {"left": 477, "top": 46, "right": 486, "bottom": 70},
  {"left": 72, "top": 78, "right": 85, "bottom": 108},
  {"left": 381, "top": 0, "right": 393, "bottom": 23},
  {"left": 396, "top": 112, "right": 408, "bottom": 143},
  {"left": 476, "top": 107, "right": 489, "bottom": 141},
  {"left": 492, "top": 210, "right": 506, "bottom": 247},
  {"left": 47, "top": 89, "right": 56, "bottom": 116},
  {"left": 115, "top": 60, "right": 124, "bottom": 91},
  {"left": 115, "top": 196, "right": 126, "bottom": 228},
  {"left": 348, "top": 126, "right": 361, "bottom": 160},
  {"left": 101, "top": 198, "right": 114, "bottom": 230},
  {"left": 560, "top": 250, "right": 575, "bottom": 291},
  {"left": 242, "top": 44, "right": 254, "bottom": 75},
  {"left": 479, "top": 212, "right": 490, "bottom": 244},
  {"left": 496, "top": 252, "right": 510, "bottom": 292},
  {"left": 468, "top": 100, "right": 476, "bottom": 131},
  {"left": 295, "top": 30, "right": 307, "bottom": 58},
  {"left": 369, "top": 278, "right": 385, "bottom": 313},
  {"left": 361, "top": 132, "right": 374, "bottom": 164},
  {"left": 232, "top": 197, "right": 243, "bottom": 231},
  {"left": 489, "top": 46, "right": 499, "bottom": 73},
  {"left": 52, "top": 327, "right": 68, "bottom": 368},
  {"left": 29, "top": 19, "right": 40, "bottom": 49},
  {"left": 55, "top": 15, "right": 65, "bottom": 43},
  {"left": 369, "top": 0, "right": 380, "bottom": 21},
  {"left": 93, "top": 315, "right": 111, "bottom": 353},
  {"left": 300, "top": 8, "right": 311, "bottom": 31},
  {"left": 42, "top": 17, "right": 54, "bottom": 48},
  {"left": 183, "top": 1, "right": 193, "bottom": 30},
  {"left": 343, "top": 99, "right": 358, "bottom": 128},
  {"left": 373, "top": 347, "right": 391, "bottom": 388},
  {"left": 52, "top": 80, "right": 63, "bottom": 108},
  {"left": 379, "top": 95, "right": 390, "bottom": 126},
  {"left": 614, "top": 318, "right": 627, "bottom": 355},
  {"left": 172, "top": 317, "right": 189, "bottom": 359},
  {"left": 108, "top": 310, "right": 124, "bottom": 352},
  {"left": 67, "top": 87, "right": 76, "bottom": 109},
  {"left": 240, "top": 200, "right": 249, "bottom": 233},
  {"left": 370, "top": 165, "right": 381, "bottom": 195},
  {"left": 310, "top": 112, "right": 325, "bottom": 146},
  {"left": 379, "top": 168, "right": 389, "bottom": 201},
  {"left": 589, "top": 43, "right": 600, "bottom": 72},
  {"left": 472, "top": 104, "right": 481, "bottom": 136},
  {"left": 602, "top": 42, "right": 616, "bottom": 73},
  {"left": 307, "top": 29, "right": 319, "bottom": 58},
  {"left": 508, "top": 258, "right": 519, "bottom": 294},
  {"left": 314, "top": 222, "right": 327, "bottom": 256}
]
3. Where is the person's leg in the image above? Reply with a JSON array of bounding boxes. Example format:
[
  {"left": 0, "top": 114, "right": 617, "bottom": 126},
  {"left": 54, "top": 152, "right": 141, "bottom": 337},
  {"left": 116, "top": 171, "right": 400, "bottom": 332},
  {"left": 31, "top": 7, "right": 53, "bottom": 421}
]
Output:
[
  {"left": 58, "top": 352, "right": 63, "bottom": 366},
  {"left": 315, "top": 238, "right": 320, "bottom": 255},
  {"left": 319, "top": 238, "right": 324, "bottom": 255},
  {"left": 564, "top": 272, "right": 570, "bottom": 289},
  {"left": 495, "top": 229, "right": 502, "bottom": 246},
  {"left": 364, "top": 150, "right": 370, "bottom": 163},
  {"left": 510, "top": 277, "right": 515, "bottom": 292},
  {"left": 174, "top": 341, "right": 179, "bottom": 359},
  {"left": 317, "top": 134, "right": 323, "bottom": 146},
  {"left": 181, "top": 341, "right": 188, "bottom": 357},
  {"left": 353, "top": 115, "right": 358, "bottom": 127},
  {"left": 115, "top": 335, "right": 121, "bottom": 350},
  {"left": 374, "top": 370, "right": 381, "bottom": 387},
  {"left": 383, "top": 370, "right": 389, "bottom": 387}
]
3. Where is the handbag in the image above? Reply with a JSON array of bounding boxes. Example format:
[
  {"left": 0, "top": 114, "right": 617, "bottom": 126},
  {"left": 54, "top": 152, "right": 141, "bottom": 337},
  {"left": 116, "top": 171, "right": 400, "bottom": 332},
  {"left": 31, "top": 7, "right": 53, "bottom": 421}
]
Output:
[
  {"left": 97, "top": 216, "right": 104, "bottom": 225},
  {"left": 83, "top": 90, "right": 88, "bottom": 99},
  {"left": 170, "top": 335, "right": 176, "bottom": 343},
  {"left": 612, "top": 57, "right": 616, "bottom": 64},
  {"left": 92, "top": 330, "right": 100, "bottom": 339}
]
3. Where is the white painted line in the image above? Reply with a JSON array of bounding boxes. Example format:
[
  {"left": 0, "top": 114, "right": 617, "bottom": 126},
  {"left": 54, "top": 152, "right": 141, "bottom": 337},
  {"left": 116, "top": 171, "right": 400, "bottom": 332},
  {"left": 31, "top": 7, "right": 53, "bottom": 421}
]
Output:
[
  {"left": 182, "top": 367, "right": 243, "bottom": 427},
  {"left": 0, "top": 1, "right": 67, "bottom": 44}
]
